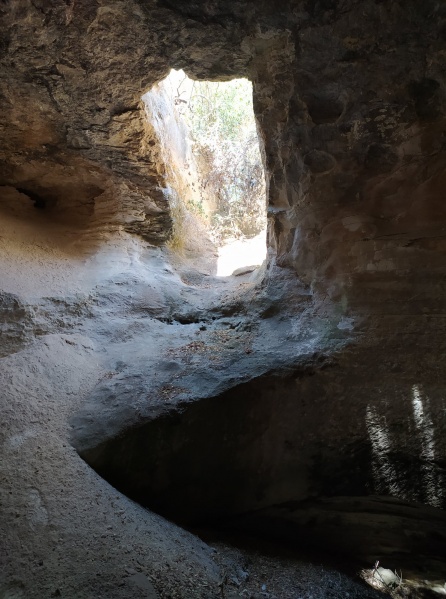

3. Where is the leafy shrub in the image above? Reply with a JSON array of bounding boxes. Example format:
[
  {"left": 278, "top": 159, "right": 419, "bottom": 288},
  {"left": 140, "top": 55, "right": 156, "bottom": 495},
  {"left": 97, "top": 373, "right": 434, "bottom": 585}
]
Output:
[{"left": 182, "top": 77, "right": 266, "bottom": 244}]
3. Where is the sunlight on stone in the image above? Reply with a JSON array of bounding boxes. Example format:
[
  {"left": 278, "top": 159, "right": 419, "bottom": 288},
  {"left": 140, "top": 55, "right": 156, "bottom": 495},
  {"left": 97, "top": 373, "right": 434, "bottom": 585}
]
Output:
[
  {"left": 411, "top": 384, "right": 442, "bottom": 507},
  {"left": 146, "top": 68, "right": 267, "bottom": 275},
  {"left": 216, "top": 230, "right": 267, "bottom": 276},
  {"left": 365, "top": 405, "right": 403, "bottom": 497}
]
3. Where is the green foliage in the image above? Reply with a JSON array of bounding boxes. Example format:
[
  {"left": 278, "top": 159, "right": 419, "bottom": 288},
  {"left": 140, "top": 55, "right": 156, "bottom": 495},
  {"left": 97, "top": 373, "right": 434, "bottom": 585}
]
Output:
[
  {"left": 186, "top": 197, "right": 206, "bottom": 219},
  {"left": 188, "top": 79, "right": 256, "bottom": 142},
  {"left": 183, "top": 77, "right": 266, "bottom": 243}
]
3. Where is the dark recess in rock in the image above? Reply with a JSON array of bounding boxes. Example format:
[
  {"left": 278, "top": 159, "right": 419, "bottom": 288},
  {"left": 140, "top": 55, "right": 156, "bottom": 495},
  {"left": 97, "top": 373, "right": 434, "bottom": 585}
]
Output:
[
  {"left": 305, "top": 93, "right": 344, "bottom": 125},
  {"left": 76, "top": 348, "right": 446, "bottom": 578},
  {"left": 16, "top": 187, "right": 48, "bottom": 209},
  {"left": 410, "top": 78, "right": 443, "bottom": 121}
]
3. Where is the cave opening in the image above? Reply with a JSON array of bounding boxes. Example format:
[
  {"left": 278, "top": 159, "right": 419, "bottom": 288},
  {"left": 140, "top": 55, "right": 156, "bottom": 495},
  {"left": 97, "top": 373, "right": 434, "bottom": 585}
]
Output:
[{"left": 142, "top": 69, "right": 267, "bottom": 277}]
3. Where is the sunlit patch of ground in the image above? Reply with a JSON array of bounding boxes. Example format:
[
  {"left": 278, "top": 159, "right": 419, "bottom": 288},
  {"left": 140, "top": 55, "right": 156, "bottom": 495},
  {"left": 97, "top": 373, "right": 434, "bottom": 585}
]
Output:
[
  {"left": 361, "top": 565, "right": 446, "bottom": 598},
  {"left": 216, "top": 230, "right": 267, "bottom": 277}
]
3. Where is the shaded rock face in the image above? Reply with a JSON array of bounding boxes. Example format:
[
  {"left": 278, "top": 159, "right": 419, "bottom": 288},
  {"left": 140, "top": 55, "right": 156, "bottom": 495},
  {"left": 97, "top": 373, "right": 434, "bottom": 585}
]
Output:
[
  {"left": 2, "top": 0, "right": 446, "bottom": 589},
  {"left": 78, "top": 339, "right": 446, "bottom": 576},
  {"left": 83, "top": 360, "right": 446, "bottom": 522},
  {"left": 251, "top": 2, "right": 446, "bottom": 303}
]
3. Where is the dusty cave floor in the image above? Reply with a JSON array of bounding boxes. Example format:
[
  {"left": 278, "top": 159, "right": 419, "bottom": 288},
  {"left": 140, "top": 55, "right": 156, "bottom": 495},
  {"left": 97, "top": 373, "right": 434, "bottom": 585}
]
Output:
[{"left": 0, "top": 213, "right": 394, "bottom": 599}]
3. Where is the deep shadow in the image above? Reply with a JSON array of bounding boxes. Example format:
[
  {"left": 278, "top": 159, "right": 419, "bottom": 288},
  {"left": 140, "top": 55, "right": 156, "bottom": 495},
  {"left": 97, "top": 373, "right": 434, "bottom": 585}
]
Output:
[{"left": 76, "top": 363, "right": 446, "bottom": 579}]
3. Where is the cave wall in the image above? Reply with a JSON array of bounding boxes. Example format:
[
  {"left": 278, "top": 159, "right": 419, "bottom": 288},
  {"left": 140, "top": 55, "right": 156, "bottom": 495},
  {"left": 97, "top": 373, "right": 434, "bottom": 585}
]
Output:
[
  {"left": 2, "top": 0, "right": 446, "bottom": 578},
  {"left": 2, "top": 0, "right": 445, "bottom": 299},
  {"left": 250, "top": 1, "right": 446, "bottom": 304},
  {"left": 2, "top": 0, "right": 446, "bottom": 497},
  {"left": 0, "top": 0, "right": 252, "bottom": 241},
  {"left": 83, "top": 361, "right": 446, "bottom": 522},
  {"left": 80, "top": 364, "right": 446, "bottom": 574}
]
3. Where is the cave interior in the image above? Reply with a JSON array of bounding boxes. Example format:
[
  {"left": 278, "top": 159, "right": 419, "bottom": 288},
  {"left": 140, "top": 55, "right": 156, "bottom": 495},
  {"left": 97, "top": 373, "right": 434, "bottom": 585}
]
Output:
[{"left": 1, "top": 1, "right": 446, "bottom": 598}]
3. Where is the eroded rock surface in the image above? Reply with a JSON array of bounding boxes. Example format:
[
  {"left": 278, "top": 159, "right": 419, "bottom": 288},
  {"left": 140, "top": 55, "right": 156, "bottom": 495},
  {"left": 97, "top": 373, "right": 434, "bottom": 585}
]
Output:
[
  {"left": 1, "top": 0, "right": 446, "bottom": 597},
  {"left": 3, "top": 0, "right": 445, "bottom": 286}
]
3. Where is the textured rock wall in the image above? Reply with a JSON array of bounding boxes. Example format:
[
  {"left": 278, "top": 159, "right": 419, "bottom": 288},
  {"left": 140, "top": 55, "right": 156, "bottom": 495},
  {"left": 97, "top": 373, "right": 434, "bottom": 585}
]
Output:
[
  {"left": 2, "top": 0, "right": 446, "bottom": 588},
  {"left": 0, "top": 0, "right": 251, "bottom": 242},
  {"left": 0, "top": 1, "right": 171, "bottom": 240},
  {"left": 2, "top": 1, "right": 445, "bottom": 296},
  {"left": 251, "top": 1, "right": 446, "bottom": 304}
]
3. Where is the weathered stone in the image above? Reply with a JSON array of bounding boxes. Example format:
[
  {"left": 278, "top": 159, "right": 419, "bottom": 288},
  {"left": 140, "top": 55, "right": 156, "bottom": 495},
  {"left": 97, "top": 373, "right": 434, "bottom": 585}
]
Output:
[
  {"left": 304, "top": 150, "right": 336, "bottom": 174},
  {"left": 0, "top": 293, "right": 34, "bottom": 357},
  {"left": 232, "top": 265, "right": 258, "bottom": 276},
  {"left": 127, "top": 573, "right": 159, "bottom": 598},
  {"left": 305, "top": 92, "right": 345, "bottom": 125},
  {"left": 2, "top": 0, "right": 444, "bottom": 292},
  {"left": 2, "top": 0, "right": 446, "bottom": 596}
]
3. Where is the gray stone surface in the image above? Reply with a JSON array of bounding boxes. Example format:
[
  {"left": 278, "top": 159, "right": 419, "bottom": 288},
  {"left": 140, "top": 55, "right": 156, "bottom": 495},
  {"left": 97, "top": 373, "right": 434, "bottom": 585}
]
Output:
[{"left": 1, "top": 1, "right": 446, "bottom": 597}]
